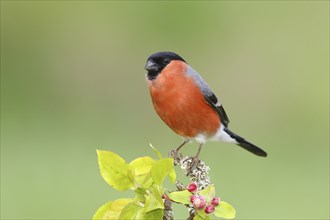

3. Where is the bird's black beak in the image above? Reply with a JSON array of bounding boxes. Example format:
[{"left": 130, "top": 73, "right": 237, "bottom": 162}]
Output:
[{"left": 145, "top": 60, "right": 158, "bottom": 71}]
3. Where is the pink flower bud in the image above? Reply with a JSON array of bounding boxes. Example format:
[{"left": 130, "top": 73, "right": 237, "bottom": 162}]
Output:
[
  {"left": 187, "top": 182, "right": 197, "bottom": 193},
  {"left": 190, "top": 195, "right": 196, "bottom": 203},
  {"left": 211, "top": 197, "right": 220, "bottom": 206},
  {"left": 192, "top": 195, "right": 206, "bottom": 209},
  {"left": 204, "top": 205, "right": 215, "bottom": 214}
]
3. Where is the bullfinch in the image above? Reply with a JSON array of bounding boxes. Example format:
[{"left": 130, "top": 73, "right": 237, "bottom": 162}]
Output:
[{"left": 145, "top": 51, "right": 267, "bottom": 163}]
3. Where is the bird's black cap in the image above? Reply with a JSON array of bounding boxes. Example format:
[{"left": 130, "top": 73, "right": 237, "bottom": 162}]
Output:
[{"left": 145, "top": 51, "right": 186, "bottom": 80}]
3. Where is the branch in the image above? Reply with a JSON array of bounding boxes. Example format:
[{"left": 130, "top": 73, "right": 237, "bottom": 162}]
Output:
[
  {"left": 94, "top": 146, "right": 236, "bottom": 220},
  {"left": 168, "top": 150, "right": 212, "bottom": 219}
]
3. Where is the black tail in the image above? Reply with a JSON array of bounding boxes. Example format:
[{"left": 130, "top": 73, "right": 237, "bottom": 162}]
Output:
[{"left": 224, "top": 127, "right": 267, "bottom": 157}]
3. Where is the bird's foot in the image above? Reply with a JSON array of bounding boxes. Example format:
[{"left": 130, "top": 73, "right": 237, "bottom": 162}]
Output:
[
  {"left": 187, "top": 156, "right": 200, "bottom": 175},
  {"left": 168, "top": 149, "right": 181, "bottom": 165},
  {"left": 168, "top": 149, "right": 178, "bottom": 158}
]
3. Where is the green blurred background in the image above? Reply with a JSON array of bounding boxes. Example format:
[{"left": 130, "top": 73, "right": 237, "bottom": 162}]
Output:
[{"left": 1, "top": 1, "right": 329, "bottom": 219}]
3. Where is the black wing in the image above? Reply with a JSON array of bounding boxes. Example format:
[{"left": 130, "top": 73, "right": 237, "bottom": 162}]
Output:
[
  {"left": 204, "top": 93, "right": 230, "bottom": 127},
  {"left": 184, "top": 65, "right": 230, "bottom": 127}
]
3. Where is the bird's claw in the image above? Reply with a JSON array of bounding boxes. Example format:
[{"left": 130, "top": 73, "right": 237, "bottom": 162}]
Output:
[
  {"left": 168, "top": 149, "right": 178, "bottom": 158},
  {"left": 168, "top": 149, "right": 181, "bottom": 165},
  {"left": 187, "top": 156, "right": 200, "bottom": 175}
]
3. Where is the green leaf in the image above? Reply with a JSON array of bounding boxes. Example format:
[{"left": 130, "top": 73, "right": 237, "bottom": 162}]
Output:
[
  {"left": 135, "top": 206, "right": 164, "bottom": 219},
  {"left": 135, "top": 207, "right": 146, "bottom": 219},
  {"left": 168, "top": 190, "right": 191, "bottom": 205},
  {"left": 196, "top": 207, "right": 207, "bottom": 219},
  {"left": 151, "top": 158, "right": 174, "bottom": 184},
  {"left": 145, "top": 209, "right": 164, "bottom": 219},
  {"left": 129, "top": 156, "right": 154, "bottom": 188},
  {"left": 93, "top": 198, "right": 132, "bottom": 220},
  {"left": 193, "top": 214, "right": 203, "bottom": 220},
  {"left": 96, "top": 150, "right": 134, "bottom": 191},
  {"left": 199, "top": 185, "right": 215, "bottom": 201},
  {"left": 118, "top": 202, "right": 140, "bottom": 219},
  {"left": 168, "top": 167, "right": 176, "bottom": 183},
  {"left": 145, "top": 184, "right": 164, "bottom": 212},
  {"left": 93, "top": 201, "right": 113, "bottom": 220},
  {"left": 145, "top": 193, "right": 163, "bottom": 212},
  {"left": 134, "top": 187, "right": 146, "bottom": 203},
  {"left": 193, "top": 213, "right": 210, "bottom": 220},
  {"left": 214, "top": 201, "right": 236, "bottom": 219},
  {"left": 130, "top": 156, "right": 154, "bottom": 175},
  {"left": 149, "top": 143, "right": 163, "bottom": 159}
]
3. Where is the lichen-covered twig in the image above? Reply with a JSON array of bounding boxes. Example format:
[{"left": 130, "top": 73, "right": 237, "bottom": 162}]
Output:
[
  {"left": 163, "top": 197, "right": 174, "bottom": 220},
  {"left": 166, "top": 150, "right": 212, "bottom": 219},
  {"left": 170, "top": 150, "right": 211, "bottom": 190}
]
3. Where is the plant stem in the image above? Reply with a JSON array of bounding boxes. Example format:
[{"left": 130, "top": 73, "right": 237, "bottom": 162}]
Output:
[{"left": 168, "top": 150, "right": 212, "bottom": 219}]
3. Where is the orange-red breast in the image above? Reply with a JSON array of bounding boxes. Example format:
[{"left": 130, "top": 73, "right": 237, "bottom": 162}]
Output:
[{"left": 145, "top": 51, "right": 267, "bottom": 161}]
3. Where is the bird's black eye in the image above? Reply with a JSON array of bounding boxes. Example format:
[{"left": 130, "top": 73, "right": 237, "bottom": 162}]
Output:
[{"left": 163, "top": 58, "right": 170, "bottom": 64}]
